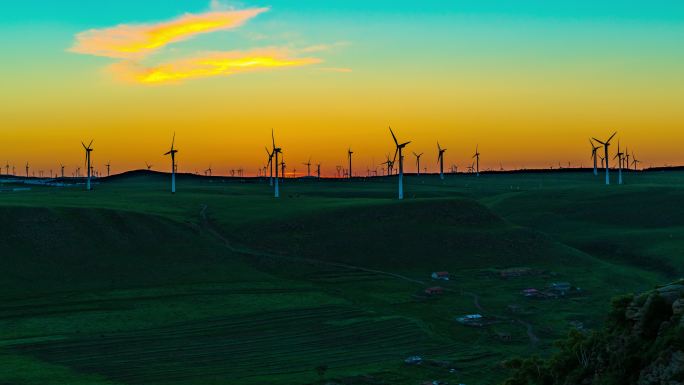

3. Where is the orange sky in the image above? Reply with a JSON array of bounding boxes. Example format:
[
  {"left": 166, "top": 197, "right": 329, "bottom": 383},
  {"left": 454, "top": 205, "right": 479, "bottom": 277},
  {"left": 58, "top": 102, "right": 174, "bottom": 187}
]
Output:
[{"left": 1, "top": 1, "right": 683, "bottom": 176}]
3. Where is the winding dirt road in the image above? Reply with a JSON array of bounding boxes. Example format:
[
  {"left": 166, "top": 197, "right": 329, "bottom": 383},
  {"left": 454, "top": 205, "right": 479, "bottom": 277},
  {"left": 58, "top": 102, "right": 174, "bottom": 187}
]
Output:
[{"left": 199, "top": 204, "right": 540, "bottom": 344}]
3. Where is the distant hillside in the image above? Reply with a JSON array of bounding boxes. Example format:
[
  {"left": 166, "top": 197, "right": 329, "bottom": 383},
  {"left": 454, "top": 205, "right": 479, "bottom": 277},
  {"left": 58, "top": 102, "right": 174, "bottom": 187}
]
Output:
[
  {"left": 502, "top": 280, "right": 684, "bottom": 385},
  {"left": 0, "top": 206, "right": 260, "bottom": 297},
  {"left": 218, "top": 197, "right": 598, "bottom": 271}
]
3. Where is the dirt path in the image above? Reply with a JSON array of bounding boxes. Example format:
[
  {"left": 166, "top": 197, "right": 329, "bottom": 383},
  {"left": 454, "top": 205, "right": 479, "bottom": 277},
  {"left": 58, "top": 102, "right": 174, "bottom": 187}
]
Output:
[
  {"left": 199, "top": 204, "right": 540, "bottom": 344},
  {"left": 517, "top": 319, "right": 540, "bottom": 344},
  {"left": 199, "top": 205, "right": 426, "bottom": 286},
  {"left": 461, "top": 290, "right": 539, "bottom": 344},
  {"left": 463, "top": 291, "right": 485, "bottom": 312}
]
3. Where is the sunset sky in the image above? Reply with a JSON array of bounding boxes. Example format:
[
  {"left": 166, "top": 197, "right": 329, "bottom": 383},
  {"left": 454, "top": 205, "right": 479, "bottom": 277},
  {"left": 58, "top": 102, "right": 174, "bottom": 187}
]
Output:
[{"left": 1, "top": 1, "right": 683, "bottom": 176}]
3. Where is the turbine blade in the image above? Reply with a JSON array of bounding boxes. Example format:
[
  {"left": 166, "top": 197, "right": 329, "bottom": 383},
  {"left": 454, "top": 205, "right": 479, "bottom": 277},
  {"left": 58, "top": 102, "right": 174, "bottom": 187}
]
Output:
[
  {"left": 592, "top": 138, "right": 606, "bottom": 145},
  {"left": 389, "top": 127, "right": 399, "bottom": 147}
]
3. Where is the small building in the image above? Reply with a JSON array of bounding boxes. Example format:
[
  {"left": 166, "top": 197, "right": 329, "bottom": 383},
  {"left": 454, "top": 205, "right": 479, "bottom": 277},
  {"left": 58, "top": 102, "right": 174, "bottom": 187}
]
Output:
[
  {"left": 549, "top": 282, "right": 572, "bottom": 294},
  {"left": 522, "top": 288, "right": 556, "bottom": 299},
  {"left": 456, "top": 314, "right": 485, "bottom": 326},
  {"left": 495, "top": 331, "right": 512, "bottom": 342},
  {"left": 425, "top": 287, "right": 445, "bottom": 296},
  {"left": 431, "top": 271, "right": 450, "bottom": 281},
  {"left": 404, "top": 355, "right": 423, "bottom": 365}
]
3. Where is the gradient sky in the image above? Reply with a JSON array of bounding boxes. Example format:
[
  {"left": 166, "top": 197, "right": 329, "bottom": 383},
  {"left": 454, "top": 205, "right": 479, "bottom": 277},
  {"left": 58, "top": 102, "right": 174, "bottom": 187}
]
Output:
[{"left": 1, "top": 0, "right": 683, "bottom": 176}]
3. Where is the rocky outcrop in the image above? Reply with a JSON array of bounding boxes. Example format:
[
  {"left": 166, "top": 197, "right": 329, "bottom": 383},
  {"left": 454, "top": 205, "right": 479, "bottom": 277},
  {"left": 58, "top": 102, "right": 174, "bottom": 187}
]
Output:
[
  {"left": 502, "top": 280, "right": 684, "bottom": 385},
  {"left": 638, "top": 350, "right": 684, "bottom": 385}
]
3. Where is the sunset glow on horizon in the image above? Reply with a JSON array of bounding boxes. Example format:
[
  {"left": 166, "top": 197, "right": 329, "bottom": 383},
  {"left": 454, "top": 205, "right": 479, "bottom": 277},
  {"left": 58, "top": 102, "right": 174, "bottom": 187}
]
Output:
[{"left": 1, "top": 0, "right": 683, "bottom": 177}]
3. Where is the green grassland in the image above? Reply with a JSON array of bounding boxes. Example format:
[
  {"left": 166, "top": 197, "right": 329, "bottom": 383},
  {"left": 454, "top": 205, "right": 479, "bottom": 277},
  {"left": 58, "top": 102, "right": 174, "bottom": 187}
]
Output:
[{"left": 0, "top": 170, "right": 681, "bottom": 384}]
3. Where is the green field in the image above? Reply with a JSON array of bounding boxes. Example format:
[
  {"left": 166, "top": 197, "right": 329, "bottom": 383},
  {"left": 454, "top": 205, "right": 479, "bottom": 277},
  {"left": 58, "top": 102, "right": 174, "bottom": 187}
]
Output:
[{"left": 1, "top": 170, "right": 682, "bottom": 385}]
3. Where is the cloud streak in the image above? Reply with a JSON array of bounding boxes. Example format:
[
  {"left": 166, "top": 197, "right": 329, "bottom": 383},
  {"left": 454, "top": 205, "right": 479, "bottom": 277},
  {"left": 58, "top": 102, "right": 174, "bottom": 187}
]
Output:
[
  {"left": 70, "top": 8, "right": 268, "bottom": 58},
  {"left": 110, "top": 49, "right": 321, "bottom": 84}
]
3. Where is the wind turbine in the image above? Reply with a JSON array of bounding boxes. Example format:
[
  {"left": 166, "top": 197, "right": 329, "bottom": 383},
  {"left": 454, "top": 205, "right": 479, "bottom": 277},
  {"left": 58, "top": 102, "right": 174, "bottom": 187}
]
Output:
[
  {"left": 590, "top": 139, "right": 600, "bottom": 176},
  {"left": 145, "top": 162, "right": 153, "bottom": 171},
  {"left": 281, "top": 157, "right": 286, "bottom": 181},
  {"left": 437, "top": 142, "right": 447, "bottom": 180},
  {"left": 82, "top": 140, "right": 94, "bottom": 190},
  {"left": 271, "top": 129, "right": 281, "bottom": 198},
  {"left": 303, "top": 157, "right": 312, "bottom": 177},
  {"left": 163, "top": 132, "right": 178, "bottom": 194},
  {"left": 316, "top": 163, "right": 321, "bottom": 178},
  {"left": 390, "top": 127, "right": 410, "bottom": 200},
  {"left": 632, "top": 152, "right": 640, "bottom": 171},
  {"left": 60, "top": 163, "right": 65, "bottom": 178},
  {"left": 379, "top": 158, "right": 389, "bottom": 176},
  {"left": 473, "top": 145, "right": 480, "bottom": 176},
  {"left": 4, "top": 162, "right": 8, "bottom": 176},
  {"left": 592, "top": 132, "right": 617, "bottom": 185},
  {"left": 625, "top": 147, "right": 630, "bottom": 173},
  {"left": 25, "top": 162, "right": 30, "bottom": 177},
  {"left": 613, "top": 140, "right": 624, "bottom": 185},
  {"left": 347, "top": 148, "right": 353, "bottom": 179},
  {"left": 413, "top": 152, "right": 423, "bottom": 176},
  {"left": 265, "top": 147, "right": 274, "bottom": 186},
  {"left": 205, "top": 165, "right": 212, "bottom": 177},
  {"left": 106, "top": 161, "right": 111, "bottom": 177}
]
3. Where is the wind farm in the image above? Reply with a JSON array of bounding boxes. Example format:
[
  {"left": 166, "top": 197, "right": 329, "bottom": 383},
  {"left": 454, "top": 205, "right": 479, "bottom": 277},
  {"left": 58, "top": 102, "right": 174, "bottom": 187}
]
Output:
[{"left": 2, "top": 1, "right": 684, "bottom": 385}]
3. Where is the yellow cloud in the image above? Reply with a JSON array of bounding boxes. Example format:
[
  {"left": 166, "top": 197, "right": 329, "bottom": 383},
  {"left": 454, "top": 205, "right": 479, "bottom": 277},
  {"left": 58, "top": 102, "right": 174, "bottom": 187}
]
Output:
[
  {"left": 70, "top": 8, "right": 268, "bottom": 58},
  {"left": 110, "top": 49, "right": 322, "bottom": 84}
]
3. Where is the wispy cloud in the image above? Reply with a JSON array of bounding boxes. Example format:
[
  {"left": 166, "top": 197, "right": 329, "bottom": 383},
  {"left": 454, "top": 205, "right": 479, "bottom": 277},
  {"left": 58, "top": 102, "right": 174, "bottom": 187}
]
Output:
[
  {"left": 299, "top": 41, "right": 350, "bottom": 53},
  {"left": 70, "top": 7, "right": 268, "bottom": 59},
  {"left": 110, "top": 49, "right": 321, "bottom": 84},
  {"left": 70, "top": 2, "right": 347, "bottom": 85}
]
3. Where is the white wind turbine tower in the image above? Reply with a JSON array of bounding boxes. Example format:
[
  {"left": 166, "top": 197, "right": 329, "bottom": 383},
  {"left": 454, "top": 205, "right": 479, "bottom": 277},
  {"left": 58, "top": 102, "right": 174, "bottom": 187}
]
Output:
[
  {"left": 266, "top": 147, "right": 274, "bottom": 186},
  {"left": 390, "top": 127, "right": 410, "bottom": 200},
  {"left": 164, "top": 133, "right": 178, "bottom": 194},
  {"left": 592, "top": 132, "right": 617, "bottom": 185},
  {"left": 81, "top": 140, "right": 94, "bottom": 190},
  {"left": 613, "top": 140, "right": 624, "bottom": 185},
  {"left": 590, "top": 139, "right": 600, "bottom": 176},
  {"left": 413, "top": 152, "right": 423, "bottom": 176},
  {"left": 437, "top": 142, "right": 446, "bottom": 180},
  {"left": 271, "top": 129, "right": 281, "bottom": 198}
]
